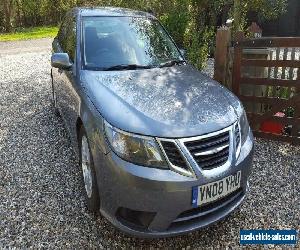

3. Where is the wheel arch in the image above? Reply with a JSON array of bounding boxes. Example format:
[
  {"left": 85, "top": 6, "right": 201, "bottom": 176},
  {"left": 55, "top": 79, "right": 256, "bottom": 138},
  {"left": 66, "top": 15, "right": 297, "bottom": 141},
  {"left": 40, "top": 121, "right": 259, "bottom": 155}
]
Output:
[
  {"left": 76, "top": 116, "right": 84, "bottom": 142},
  {"left": 77, "top": 97, "right": 110, "bottom": 155}
]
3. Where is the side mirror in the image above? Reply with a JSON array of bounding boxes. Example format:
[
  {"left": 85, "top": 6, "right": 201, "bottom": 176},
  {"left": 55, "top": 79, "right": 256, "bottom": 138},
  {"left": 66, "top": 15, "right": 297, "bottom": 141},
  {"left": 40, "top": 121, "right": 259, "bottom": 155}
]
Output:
[{"left": 51, "top": 53, "right": 72, "bottom": 70}]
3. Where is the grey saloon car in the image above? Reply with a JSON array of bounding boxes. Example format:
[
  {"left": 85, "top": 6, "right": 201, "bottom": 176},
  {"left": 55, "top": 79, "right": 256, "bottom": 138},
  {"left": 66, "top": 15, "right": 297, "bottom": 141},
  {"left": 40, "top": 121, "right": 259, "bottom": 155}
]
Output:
[{"left": 51, "top": 7, "right": 254, "bottom": 237}]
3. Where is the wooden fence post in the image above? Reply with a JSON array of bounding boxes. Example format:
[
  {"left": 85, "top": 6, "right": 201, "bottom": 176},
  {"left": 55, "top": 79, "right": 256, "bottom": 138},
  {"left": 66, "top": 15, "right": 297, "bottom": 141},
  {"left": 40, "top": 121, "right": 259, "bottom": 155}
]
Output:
[
  {"left": 214, "top": 27, "right": 231, "bottom": 86},
  {"left": 232, "top": 31, "right": 244, "bottom": 95}
]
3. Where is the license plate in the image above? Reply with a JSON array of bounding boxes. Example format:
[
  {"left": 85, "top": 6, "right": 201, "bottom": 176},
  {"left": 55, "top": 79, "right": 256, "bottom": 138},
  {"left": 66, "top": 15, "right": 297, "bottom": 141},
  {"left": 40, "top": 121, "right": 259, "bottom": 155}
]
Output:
[{"left": 192, "top": 171, "right": 241, "bottom": 207}]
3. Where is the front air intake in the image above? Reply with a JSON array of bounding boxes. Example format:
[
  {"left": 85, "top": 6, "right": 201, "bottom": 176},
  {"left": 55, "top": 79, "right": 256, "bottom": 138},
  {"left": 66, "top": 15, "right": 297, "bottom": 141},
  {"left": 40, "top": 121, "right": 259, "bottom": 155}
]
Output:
[{"left": 160, "top": 141, "right": 189, "bottom": 171}]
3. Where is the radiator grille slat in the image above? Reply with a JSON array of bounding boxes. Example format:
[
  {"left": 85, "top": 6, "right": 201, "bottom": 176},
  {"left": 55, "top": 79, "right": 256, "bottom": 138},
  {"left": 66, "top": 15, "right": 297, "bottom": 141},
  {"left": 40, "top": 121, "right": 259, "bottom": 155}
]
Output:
[
  {"left": 199, "top": 155, "right": 229, "bottom": 169},
  {"left": 185, "top": 134, "right": 229, "bottom": 153},
  {"left": 160, "top": 141, "right": 189, "bottom": 170},
  {"left": 194, "top": 147, "right": 229, "bottom": 163},
  {"left": 184, "top": 131, "right": 230, "bottom": 170}
]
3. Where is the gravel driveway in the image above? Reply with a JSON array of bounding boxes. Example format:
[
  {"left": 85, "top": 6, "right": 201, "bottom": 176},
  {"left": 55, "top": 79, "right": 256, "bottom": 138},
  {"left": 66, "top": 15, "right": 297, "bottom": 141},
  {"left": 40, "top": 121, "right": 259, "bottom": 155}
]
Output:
[{"left": 0, "top": 38, "right": 299, "bottom": 249}]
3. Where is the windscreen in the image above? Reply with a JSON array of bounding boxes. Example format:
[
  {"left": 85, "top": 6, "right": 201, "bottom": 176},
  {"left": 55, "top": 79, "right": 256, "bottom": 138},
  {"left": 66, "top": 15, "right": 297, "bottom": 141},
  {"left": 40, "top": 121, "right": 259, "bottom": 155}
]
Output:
[{"left": 82, "top": 16, "right": 183, "bottom": 70}]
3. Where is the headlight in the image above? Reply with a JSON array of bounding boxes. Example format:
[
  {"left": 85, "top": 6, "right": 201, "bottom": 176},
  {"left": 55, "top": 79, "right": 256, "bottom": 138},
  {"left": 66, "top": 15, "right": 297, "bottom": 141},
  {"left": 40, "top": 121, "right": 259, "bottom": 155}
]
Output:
[
  {"left": 240, "top": 109, "right": 249, "bottom": 145},
  {"left": 104, "top": 121, "right": 168, "bottom": 169}
]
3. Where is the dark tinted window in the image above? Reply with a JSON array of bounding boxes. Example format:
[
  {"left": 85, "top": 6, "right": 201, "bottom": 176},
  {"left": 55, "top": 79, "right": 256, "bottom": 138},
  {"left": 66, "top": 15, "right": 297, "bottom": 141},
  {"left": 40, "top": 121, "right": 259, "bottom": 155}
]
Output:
[
  {"left": 58, "top": 14, "right": 76, "bottom": 62},
  {"left": 82, "top": 16, "right": 183, "bottom": 69}
]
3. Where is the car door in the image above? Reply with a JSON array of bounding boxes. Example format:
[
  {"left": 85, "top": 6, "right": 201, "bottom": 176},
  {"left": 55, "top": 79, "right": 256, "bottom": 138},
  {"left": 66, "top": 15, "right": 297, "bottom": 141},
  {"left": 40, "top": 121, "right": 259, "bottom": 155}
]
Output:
[{"left": 53, "top": 12, "right": 80, "bottom": 146}]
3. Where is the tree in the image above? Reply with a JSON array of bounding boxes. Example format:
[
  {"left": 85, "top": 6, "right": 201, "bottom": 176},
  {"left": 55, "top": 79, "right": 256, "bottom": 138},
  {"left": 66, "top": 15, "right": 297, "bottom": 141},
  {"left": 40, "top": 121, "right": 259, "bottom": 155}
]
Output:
[
  {"left": 2, "top": 0, "right": 14, "bottom": 32},
  {"left": 232, "top": 0, "right": 288, "bottom": 32},
  {"left": 0, "top": 0, "right": 288, "bottom": 69},
  {"left": 233, "top": 0, "right": 242, "bottom": 32}
]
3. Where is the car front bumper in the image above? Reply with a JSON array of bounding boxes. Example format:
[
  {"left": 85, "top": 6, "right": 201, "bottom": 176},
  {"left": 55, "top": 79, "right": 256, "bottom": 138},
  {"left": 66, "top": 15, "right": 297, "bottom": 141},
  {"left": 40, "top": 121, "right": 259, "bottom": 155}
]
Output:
[{"left": 92, "top": 132, "right": 254, "bottom": 238}]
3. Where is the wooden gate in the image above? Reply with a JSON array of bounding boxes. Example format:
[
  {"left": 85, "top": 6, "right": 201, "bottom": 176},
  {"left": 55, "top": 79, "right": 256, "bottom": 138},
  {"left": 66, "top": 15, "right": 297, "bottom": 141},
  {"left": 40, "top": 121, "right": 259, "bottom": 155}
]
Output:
[{"left": 232, "top": 37, "right": 300, "bottom": 144}]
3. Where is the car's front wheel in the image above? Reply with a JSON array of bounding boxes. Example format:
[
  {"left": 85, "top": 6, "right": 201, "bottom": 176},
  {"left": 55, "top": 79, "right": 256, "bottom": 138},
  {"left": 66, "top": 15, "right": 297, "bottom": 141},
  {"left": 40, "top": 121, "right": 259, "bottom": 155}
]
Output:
[{"left": 79, "top": 126, "right": 100, "bottom": 213}]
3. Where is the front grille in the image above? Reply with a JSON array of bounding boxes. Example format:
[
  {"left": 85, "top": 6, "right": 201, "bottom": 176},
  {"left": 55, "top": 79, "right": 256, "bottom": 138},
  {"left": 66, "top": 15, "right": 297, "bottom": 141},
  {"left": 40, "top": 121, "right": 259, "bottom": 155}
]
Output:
[
  {"left": 184, "top": 131, "right": 230, "bottom": 170},
  {"left": 160, "top": 141, "right": 189, "bottom": 170}
]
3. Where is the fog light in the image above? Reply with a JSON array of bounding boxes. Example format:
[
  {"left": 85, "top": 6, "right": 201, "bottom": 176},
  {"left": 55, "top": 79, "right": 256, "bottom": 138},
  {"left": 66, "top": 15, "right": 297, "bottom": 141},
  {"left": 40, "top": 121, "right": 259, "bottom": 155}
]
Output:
[{"left": 116, "top": 207, "right": 156, "bottom": 229}]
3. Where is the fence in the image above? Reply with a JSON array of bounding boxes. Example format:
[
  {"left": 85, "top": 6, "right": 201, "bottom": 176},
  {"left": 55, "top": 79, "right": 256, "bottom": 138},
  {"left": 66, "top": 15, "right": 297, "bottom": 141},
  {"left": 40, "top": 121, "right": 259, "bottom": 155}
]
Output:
[{"left": 214, "top": 28, "right": 300, "bottom": 144}]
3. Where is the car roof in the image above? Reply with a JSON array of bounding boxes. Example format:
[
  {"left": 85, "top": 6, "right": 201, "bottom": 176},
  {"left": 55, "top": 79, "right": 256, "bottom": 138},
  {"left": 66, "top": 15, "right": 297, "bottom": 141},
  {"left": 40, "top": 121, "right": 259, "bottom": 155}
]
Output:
[{"left": 74, "top": 7, "right": 155, "bottom": 18}]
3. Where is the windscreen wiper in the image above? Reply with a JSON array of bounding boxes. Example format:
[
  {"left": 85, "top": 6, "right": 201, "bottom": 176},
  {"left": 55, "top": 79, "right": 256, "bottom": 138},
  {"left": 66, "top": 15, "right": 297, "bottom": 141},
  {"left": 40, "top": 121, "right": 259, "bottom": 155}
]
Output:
[
  {"left": 103, "top": 64, "right": 153, "bottom": 71},
  {"left": 159, "top": 60, "right": 186, "bottom": 68}
]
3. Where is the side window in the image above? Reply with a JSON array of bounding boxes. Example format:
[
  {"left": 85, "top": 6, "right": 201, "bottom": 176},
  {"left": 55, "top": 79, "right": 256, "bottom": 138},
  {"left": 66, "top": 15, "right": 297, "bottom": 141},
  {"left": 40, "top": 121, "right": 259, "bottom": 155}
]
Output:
[{"left": 58, "top": 14, "right": 76, "bottom": 62}]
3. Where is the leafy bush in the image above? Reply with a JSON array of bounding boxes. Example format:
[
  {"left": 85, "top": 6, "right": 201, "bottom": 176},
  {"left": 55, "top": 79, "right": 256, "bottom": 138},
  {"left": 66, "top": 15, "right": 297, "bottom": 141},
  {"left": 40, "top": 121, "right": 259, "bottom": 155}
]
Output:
[{"left": 184, "top": 24, "right": 215, "bottom": 69}]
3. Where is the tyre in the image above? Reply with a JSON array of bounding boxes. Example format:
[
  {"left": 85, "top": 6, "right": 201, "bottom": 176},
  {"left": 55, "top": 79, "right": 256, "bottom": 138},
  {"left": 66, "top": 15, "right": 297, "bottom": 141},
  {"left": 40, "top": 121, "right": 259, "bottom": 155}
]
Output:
[{"left": 78, "top": 126, "right": 100, "bottom": 213}]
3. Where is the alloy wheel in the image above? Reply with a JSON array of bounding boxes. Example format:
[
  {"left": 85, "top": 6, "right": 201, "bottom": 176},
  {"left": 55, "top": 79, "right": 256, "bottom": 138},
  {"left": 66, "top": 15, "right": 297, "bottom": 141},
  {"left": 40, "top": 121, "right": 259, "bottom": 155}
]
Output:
[{"left": 81, "top": 135, "right": 93, "bottom": 198}]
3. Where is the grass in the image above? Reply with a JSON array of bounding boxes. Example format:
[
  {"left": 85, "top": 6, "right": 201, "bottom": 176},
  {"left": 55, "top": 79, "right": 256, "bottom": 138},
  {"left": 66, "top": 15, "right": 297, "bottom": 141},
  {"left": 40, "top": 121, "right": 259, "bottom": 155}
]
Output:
[{"left": 0, "top": 26, "right": 58, "bottom": 42}]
